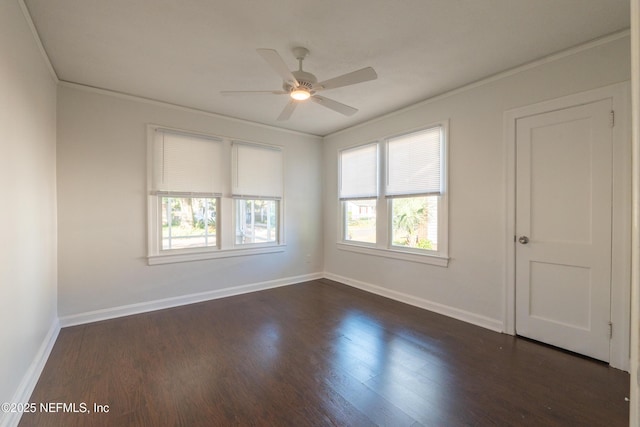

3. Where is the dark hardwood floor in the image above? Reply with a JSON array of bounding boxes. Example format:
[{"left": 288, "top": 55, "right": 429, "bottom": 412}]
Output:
[{"left": 20, "top": 279, "right": 629, "bottom": 426}]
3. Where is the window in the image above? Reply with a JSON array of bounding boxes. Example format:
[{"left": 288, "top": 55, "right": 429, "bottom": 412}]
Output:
[
  {"left": 338, "top": 123, "right": 448, "bottom": 265},
  {"left": 339, "top": 143, "right": 378, "bottom": 244},
  {"left": 147, "top": 127, "right": 285, "bottom": 264},
  {"left": 387, "top": 127, "right": 443, "bottom": 252},
  {"left": 161, "top": 196, "right": 217, "bottom": 250},
  {"left": 232, "top": 142, "right": 283, "bottom": 246},
  {"left": 150, "top": 129, "right": 223, "bottom": 253},
  {"left": 390, "top": 196, "right": 438, "bottom": 250},
  {"left": 235, "top": 199, "right": 278, "bottom": 244}
]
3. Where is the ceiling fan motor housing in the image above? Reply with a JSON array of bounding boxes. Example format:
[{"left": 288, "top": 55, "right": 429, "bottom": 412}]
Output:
[{"left": 284, "top": 70, "right": 317, "bottom": 93}]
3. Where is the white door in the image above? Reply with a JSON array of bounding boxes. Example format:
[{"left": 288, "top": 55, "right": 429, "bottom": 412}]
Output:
[{"left": 515, "top": 98, "right": 613, "bottom": 362}]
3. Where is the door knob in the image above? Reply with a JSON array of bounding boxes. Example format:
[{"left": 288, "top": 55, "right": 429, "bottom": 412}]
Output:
[{"left": 518, "top": 236, "right": 529, "bottom": 244}]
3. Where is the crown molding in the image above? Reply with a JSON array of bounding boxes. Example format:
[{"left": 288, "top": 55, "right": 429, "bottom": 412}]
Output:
[
  {"left": 326, "top": 29, "right": 631, "bottom": 138},
  {"left": 18, "top": 0, "right": 59, "bottom": 83}
]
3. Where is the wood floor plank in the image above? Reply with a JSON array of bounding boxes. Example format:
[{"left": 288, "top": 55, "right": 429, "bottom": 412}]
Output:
[{"left": 19, "top": 279, "right": 629, "bottom": 426}]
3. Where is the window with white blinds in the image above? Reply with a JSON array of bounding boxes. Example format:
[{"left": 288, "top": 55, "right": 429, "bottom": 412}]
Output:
[
  {"left": 147, "top": 126, "right": 286, "bottom": 264},
  {"left": 232, "top": 142, "right": 283, "bottom": 199},
  {"left": 336, "top": 122, "right": 449, "bottom": 265},
  {"left": 339, "top": 143, "right": 378, "bottom": 244},
  {"left": 386, "top": 126, "right": 442, "bottom": 198},
  {"left": 152, "top": 130, "right": 223, "bottom": 196},
  {"left": 339, "top": 143, "right": 378, "bottom": 200}
]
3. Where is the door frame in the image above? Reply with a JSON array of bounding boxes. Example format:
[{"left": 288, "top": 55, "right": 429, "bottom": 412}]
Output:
[{"left": 504, "top": 82, "right": 631, "bottom": 370}]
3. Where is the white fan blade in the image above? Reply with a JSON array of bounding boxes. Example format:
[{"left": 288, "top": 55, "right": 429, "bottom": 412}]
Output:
[
  {"left": 221, "top": 90, "right": 288, "bottom": 96},
  {"left": 277, "top": 100, "right": 298, "bottom": 121},
  {"left": 314, "top": 67, "right": 377, "bottom": 91},
  {"left": 257, "top": 49, "right": 299, "bottom": 87},
  {"left": 310, "top": 95, "right": 358, "bottom": 116}
]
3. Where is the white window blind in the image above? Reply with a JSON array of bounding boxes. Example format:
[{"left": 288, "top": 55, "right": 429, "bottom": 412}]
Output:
[
  {"left": 339, "top": 143, "right": 378, "bottom": 200},
  {"left": 152, "top": 130, "right": 223, "bottom": 195},
  {"left": 232, "top": 142, "right": 283, "bottom": 199},
  {"left": 386, "top": 126, "right": 442, "bottom": 197}
]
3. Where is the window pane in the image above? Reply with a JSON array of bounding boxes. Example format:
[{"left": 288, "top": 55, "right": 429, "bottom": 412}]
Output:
[
  {"left": 391, "top": 196, "right": 438, "bottom": 250},
  {"left": 236, "top": 199, "right": 278, "bottom": 245},
  {"left": 344, "top": 199, "right": 376, "bottom": 244},
  {"left": 161, "top": 197, "right": 217, "bottom": 250}
]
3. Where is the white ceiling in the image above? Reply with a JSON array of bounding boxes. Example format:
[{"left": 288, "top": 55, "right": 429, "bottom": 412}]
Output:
[{"left": 24, "top": 0, "right": 630, "bottom": 136}]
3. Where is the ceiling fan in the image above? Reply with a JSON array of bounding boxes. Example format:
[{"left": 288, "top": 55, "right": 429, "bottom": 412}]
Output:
[{"left": 221, "top": 47, "right": 377, "bottom": 120}]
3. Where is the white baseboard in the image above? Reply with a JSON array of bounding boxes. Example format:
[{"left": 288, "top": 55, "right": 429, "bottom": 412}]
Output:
[
  {"left": 0, "top": 319, "right": 60, "bottom": 427},
  {"left": 59, "top": 272, "right": 323, "bottom": 327},
  {"left": 58, "top": 271, "right": 502, "bottom": 333},
  {"left": 324, "top": 272, "right": 504, "bottom": 333}
]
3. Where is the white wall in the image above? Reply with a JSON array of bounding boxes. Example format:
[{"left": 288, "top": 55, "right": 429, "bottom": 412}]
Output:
[
  {"left": 323, "top": 35, "right": 631, "bottom": 329},
  {"left": 0, "top": 0, "right": 58, "bottom": 423},
  {"left": 56, "top": 85, "right": 323, "bottom": 319}
]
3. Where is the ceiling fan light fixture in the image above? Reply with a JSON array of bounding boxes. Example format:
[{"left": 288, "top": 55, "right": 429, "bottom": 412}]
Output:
[
  {"left": 290, "top": 88, "right": 310, "bottom": 101},
  {"left": 223, "top": 47, "right": 377, "bottom": 120}
]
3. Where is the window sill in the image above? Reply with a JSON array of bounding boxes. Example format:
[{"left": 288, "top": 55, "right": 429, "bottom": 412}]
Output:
[
  {"left": 148, "top": 245, "right": 286, "bottom": 265},
  {"left": 337, "top": 242, "right": 449, "bottom": 267}
]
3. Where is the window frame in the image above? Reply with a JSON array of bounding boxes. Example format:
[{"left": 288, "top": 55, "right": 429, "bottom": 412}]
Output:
[
  {"left": 147, "top": 125, "right": 285, "bottom": 265},
  {"left": 337, "top": 121, "right": 449, "bottom": 267}
]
